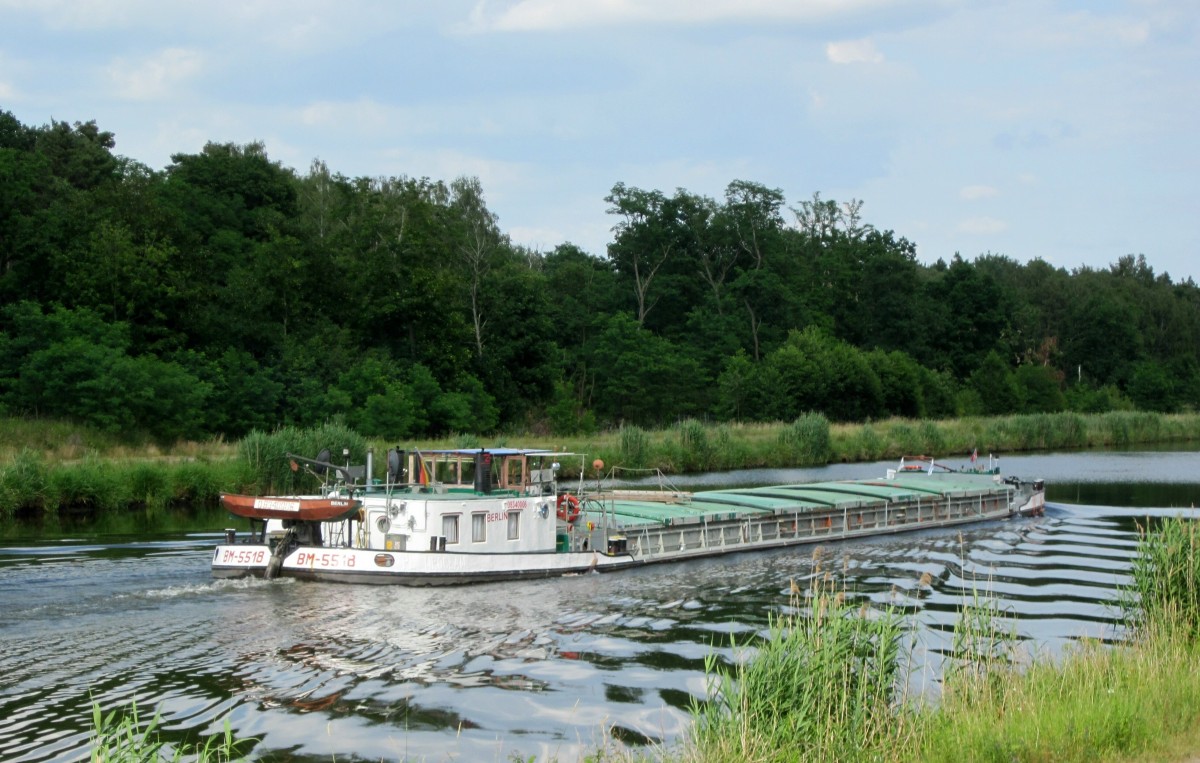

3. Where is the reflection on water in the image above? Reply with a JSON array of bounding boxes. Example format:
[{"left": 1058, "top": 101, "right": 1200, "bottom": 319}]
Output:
[{"left": 1, "top": 450, "right": 1198, "bottom": 761}]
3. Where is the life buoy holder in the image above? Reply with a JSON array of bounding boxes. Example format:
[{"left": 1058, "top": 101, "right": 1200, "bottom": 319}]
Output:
[{"left": 557, "top": 493, "right": 581, "bottom": 524}]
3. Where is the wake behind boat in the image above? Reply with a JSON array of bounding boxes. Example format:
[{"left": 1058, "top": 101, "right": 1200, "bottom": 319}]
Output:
[{"left": 212, "top": 447, "right": 1044, "bottom": 586}]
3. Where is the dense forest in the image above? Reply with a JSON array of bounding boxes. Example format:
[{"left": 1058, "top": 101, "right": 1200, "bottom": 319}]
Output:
[{"left": 1, "top": 111, "right": 1197, "bottom": 442}]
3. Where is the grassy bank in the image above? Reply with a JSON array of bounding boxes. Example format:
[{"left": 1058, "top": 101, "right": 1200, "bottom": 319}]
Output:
[
  {"left": 2, "top": 411, "right": 1197, "bottom": 534},
  {"left": 538, "top": 410, "right": 1200, "bottom": 474},
  {"left": 684, "top": 515, "right": 1200, "bottom": 763}
]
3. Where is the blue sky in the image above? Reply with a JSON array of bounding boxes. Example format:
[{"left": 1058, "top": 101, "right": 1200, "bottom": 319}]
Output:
[{"left": 2, "top": 0, "right": 1196, "bottom": 281}]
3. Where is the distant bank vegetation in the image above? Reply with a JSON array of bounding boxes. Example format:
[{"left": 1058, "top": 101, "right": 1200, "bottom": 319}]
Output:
[
  {"left": 1, "top": 411, "right": 1197, "bottom": 534},
  {"left": 1, "top": 111, "right": 1199, "bottom": 451}
]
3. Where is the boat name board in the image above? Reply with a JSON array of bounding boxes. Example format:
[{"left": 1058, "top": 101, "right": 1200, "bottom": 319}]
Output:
[
  {"left": 483, "top": 498, "right": 532, "bottom": 524},
  {"left": 294, "top": 550, "right": 358, "bottom": 569},
  {"left": 218, "top": 548, "right": 267, "bottom": 566},
  {"left": 253, "top": 498, "right": 301, "bottom": 512}
]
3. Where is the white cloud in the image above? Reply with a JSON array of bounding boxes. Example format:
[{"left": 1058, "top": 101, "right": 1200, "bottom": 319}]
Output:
[
  {"left": 826, "top": 38, "right": 884, "bottom": 64},
  {"left": 467, "top": 0, "right": 899, "bottom": 32},
  {"left": 107, "top": 48, "right": 204, "bottom": 100},
  {"left": 957, "top": 216, "right": 1008, "bottom": 235},
  {"left": 960, "top": 184, "right": 998, "bottom": 200}
]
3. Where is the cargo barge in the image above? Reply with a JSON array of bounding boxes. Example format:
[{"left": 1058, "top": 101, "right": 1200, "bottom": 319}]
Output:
[{"left": 212, "top": 449, "right": 1044, "bottom": 585}]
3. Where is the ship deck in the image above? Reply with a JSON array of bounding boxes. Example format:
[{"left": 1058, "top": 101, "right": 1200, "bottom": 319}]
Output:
[{"left": 595, "top": 475, "right": 1006, "bottom": 529}]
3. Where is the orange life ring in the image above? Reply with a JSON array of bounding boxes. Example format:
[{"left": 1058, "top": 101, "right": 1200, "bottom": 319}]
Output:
[{"left": 556, "top": 493, "right": 581, "bottom": 524}]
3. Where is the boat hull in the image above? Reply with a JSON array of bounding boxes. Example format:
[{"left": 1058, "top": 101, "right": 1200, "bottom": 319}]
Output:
[
  {"left": 212, "top": 449, "right": 1046, "bottom": 586},
  {"left": 212, "top": 544, "right": 637, "bottom": 585},
  {"left": 211, "top": 500, "right": 1030, "bottom": 585}
]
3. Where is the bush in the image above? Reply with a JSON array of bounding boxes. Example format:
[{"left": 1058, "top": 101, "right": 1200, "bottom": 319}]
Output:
[{"left": 779, "top": 413, "right": 831, "bottom": 465}]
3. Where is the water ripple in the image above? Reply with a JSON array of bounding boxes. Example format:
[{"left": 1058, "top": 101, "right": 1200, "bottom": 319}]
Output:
[{"left": 3, "top": 480, "right": 1197, "bottom": 761}]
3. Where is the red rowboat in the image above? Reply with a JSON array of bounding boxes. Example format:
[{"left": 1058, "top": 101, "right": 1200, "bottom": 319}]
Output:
[{"left": 220, "top": 493, "right": 362, "bottom": 522}]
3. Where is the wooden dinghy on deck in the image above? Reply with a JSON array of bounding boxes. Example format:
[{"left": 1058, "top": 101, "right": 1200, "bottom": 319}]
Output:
[{"left": 219, "top": 493, "right": 362, "bottom": 522}]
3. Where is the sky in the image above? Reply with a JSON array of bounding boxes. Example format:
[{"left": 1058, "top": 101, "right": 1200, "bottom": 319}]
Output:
[{"left": 2, "top": 0, "right": 1197, "bottom": 281}]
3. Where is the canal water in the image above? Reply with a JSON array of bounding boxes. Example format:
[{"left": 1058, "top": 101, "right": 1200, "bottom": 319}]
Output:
[{"left": 1, "top": 450, "right": 1197, "bottom": 762}]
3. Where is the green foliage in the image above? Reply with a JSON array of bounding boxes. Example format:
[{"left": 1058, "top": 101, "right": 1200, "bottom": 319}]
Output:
[
  {"left": 0, "top": 449, "right": 248, "bottom": 531},
  {"left": 1063, "top": 382, "right": 1125, "bottom": 413},
  {"left": 917, "top": 419, "right": 946, "bottom": 454},
  {"left": 0, "top": 448, "right": 48, "bottom": 523},
  {"left": 779, "top": 412, "right": 831, "bottom": 465},
  {"left": 1128, "top": 360, "right": 1178, "bottom": 412},
  {"left": 968, "top": 351, "right": 1021, "bottom": 416},
  {"left": 846, "top": 422, "right": 885, "bottom": 462},
  {"left": 1013, "top": 363, "right": 1066, "bottom": 413},
  {"left": 689, "top": 576, "right": 906, "bottom": 762},
  {"left": 1127, "top": 516, "right": 1200, "bottom": 639},
  {"left": 617, "top": 423, "right": 650, "bottom": 468},
  {"left": 45, "top": 456, "right": 129, "bottom": 517},
  {"left": 545, "top": 379, "right": 597, "bottom": 436},
  {"left": 672, "top": 418, "right": 714, "bottom": 472},
  {"left": 237, "top": 422, "right": 368, "bottom": 493},
  {"left": 587, "top": 313, "right": 708, "bottom": 425},
  {"left": 0, "top": 110, "right": 1198, "bottom": 440},
  {"left": 90, "top": 699, "right": 252, "bottom": 762}
]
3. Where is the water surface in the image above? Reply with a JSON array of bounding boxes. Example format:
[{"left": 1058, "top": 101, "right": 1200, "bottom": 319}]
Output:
[{"left": 1, "top": 450, "right": 1197, "bottom": 761}]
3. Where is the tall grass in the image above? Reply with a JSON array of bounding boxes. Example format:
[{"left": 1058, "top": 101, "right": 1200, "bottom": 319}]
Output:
[
  {"left": 1127, "top": 516, "right": 1200, "bottom": 639},
  {"left": 237, "top": 421, "right": 368, "bottom": 494},
  {"left": 0, "top": 451, "right": 249, "bottom": 534},
  {"left": 908, "top": 628, "right": 1200, "bottom": 763},
  {"left": 563, "top": 411, "right": 1200, "bottom": 475},
  {"left": 684, "top": 516, "right": 1200, "bottom": 763},
  {"left": 4, "top": 411, "right": 1198, "bottom": 532},
  {"left": 778, "top": 413, "right": 832, "bottom": 466},
  {"left": 902, "top": 516, "right": 1200, "bottom": 763},
  {"left": 688, "top": 568, "right": 907, "bottom": 762},
  {"left": 618, "top": 423, "right": 650, "bottom": 469},
  {"left": 90, "top": 700, "right": 251, "bottom": 762}
]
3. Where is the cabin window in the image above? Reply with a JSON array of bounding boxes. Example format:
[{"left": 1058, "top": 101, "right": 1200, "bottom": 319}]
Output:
[
  {"left": 442, "top": 515, "right": 459, "bottom": 544},
  {"left": 472, "top": 512, "right": 486, "bottom": 542},
  {"left": 506, "top": 457, "right": 524, "bottom": 489},
  {"left": 507, "top": 511, "right": 520, "bottom": 540}
]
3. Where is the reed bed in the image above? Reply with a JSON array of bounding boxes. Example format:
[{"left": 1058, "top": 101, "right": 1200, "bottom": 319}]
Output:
[
  {"left": 682, "top": 516, "right": 1200, "bottom": 763},
  {"left": 687, "top": 570, "right": 908, "bottom": 763},
  {"left": 906, "top": 626, "right": 1200, "bottom": 763},
  {"left": 236, "top": 421, "right": 368, "bottom": 494},
  {"left": 541, "top": 411, "right": 1199, "bottom": 474},
  {"left": 3, "top": 412, "right": 1198, "bottom": 532},
  {"left": 90, "top": 700, "right": 250, "bottom": 762},
  {"left": 0, "top": 450, "right": 249, "bottom": 533}
]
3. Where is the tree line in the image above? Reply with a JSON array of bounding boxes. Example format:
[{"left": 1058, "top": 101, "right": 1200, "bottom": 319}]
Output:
[{"left": 1, "top": 110, "right": 1197, "bottom": 441}]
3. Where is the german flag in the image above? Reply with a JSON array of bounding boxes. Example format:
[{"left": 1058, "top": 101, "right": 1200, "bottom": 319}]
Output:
[{"left": 414, "top": 450, "right": 429, "bottom": 485}]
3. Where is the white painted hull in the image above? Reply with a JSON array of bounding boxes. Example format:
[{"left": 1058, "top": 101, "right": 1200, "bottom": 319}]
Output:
[{"left": 212, "top": 544, "right": 635, "bottom": 585}]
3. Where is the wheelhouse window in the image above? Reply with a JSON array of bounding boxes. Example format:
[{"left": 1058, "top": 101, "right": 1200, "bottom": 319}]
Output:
[
  {"left": 442, "top": 515, "right": 459, "bottom": 544},
  {"left": 472, "top": 512, "right": 486, "bottom": 543},
  {"left": 507, "top": 511, "right": 520, "bottom": 540}
]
